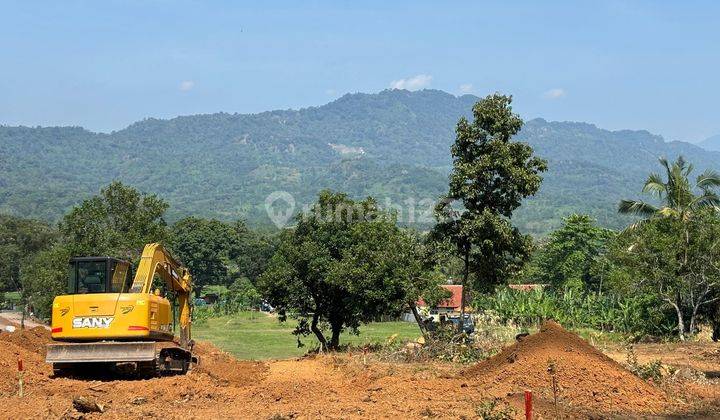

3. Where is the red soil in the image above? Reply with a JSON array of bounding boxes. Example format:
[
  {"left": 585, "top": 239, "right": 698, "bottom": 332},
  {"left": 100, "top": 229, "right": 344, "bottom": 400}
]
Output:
[{"left": 464, "top": 320, "right": 668, "bottom": 415}]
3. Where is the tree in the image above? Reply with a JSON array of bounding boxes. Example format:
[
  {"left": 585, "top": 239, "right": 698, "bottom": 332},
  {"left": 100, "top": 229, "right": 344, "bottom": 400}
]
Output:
[
  {"left": 227, "top": 221, "right": 277, "bottom": 283},
  {"left": 609, "top": 213, "right": 720, "bottom": 339},
  {"left": 226, "top": 277, "right": 262, "bottom": 311},
  {"left": 60, "top": 181, "right": 169, "bottom": 259},
  {"left": 0, "top": 215, "right": 56, "bottom": 293},
  {"left": 258, "top": 190, "right": 427, "bottom": 350},
  {"left": 528, "top": 214, "right": 615, "bottom": 291},
  {"left": 618, "top": 157, "right": 720, "bottom": 339},
  {"left": 169, "top": 217, "right": 235, "bottom": 297},
  {"left": 19, "top": 244, "right": 72, "bottom": 319},
  {"left": 432, "top": 94, "right": 547, "bottom": 324},
  {"left": 619, "top": 156, "right": 720, "bottom": 223}
]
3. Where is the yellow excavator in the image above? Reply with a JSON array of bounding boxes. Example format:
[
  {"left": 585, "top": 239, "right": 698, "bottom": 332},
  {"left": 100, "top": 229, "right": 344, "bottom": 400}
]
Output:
[{"left": 46, "top": 243, "right": 197, "bottom": 376}]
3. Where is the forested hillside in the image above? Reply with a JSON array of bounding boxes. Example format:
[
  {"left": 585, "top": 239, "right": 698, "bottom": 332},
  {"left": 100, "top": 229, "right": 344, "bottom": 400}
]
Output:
[{"left": 1, "top": 89, "right": 717, "bottom": 235}]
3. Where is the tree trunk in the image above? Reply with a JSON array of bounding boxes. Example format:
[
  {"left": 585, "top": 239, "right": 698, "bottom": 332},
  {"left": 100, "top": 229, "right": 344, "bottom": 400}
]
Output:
[
  {"left": 690, "top": 304, "right": 699, "bottom": 336},
  {"left": 329, "top": 322, "right": 342, "bottom": 350},
  {"left": 459, "top": 249, "right": 469, "bottom": 333},
  {"left": 408, "top": 301, "right": 428, "bottom": 340},
  {"left": 310, "top": 312, "right": 328, "bottom": 352},
  {"left": 670, "top": 300, "right": 686, "bottom": 341}
]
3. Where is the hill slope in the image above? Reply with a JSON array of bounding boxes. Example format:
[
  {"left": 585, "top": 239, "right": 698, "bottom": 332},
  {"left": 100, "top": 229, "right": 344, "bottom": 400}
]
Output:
[
  {"left": 1, "top": 89, "right": 717, "bottom": 235},
  {"left": 699, "top": 134, "right": 720, "bottom": 152}
]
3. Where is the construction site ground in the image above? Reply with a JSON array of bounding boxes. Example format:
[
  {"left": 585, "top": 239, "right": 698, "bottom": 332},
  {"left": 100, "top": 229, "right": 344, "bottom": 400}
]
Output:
[{"left": 1, "top": 316, "right": 720, "bottom": 419}]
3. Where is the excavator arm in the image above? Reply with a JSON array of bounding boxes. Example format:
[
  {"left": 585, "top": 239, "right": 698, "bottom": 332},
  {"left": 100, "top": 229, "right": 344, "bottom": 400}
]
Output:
[{"left": 129, "top": 243, "right": 193, "bottom": 348}]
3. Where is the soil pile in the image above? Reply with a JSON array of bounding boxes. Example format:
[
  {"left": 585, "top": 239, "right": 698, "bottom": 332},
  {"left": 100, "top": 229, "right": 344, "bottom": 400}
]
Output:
[
  {"left": 0, "top": 325, "right": 51, "bottom": 355},
  {"left": 193, "top": 342, "right": 266, "bottom": 385},
  {"left": 464, "top": 320, "right": 668, "bottom": 415}
]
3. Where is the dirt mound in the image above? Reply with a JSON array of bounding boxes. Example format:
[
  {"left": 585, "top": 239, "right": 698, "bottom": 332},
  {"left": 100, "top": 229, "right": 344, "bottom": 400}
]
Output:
[
  {"left": 193, "top": 341, "right": 267, "bottom": 385},
  {"left": 0, "top": 326, "right": 51, "bottom": 356},
  {"left": 464, "top": 320, "right": 668, "bottom": 415}
]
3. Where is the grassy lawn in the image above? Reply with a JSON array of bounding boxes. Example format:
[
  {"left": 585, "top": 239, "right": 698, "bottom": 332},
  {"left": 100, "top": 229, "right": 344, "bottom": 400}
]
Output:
[{"left": 193, "top": 311, "right": 421, "bottom": 360}]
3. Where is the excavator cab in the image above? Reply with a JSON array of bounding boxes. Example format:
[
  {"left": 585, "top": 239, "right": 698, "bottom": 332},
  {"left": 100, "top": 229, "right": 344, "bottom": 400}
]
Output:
[{"left": 67, "top": 257, "right": 133, "bottom": 295}]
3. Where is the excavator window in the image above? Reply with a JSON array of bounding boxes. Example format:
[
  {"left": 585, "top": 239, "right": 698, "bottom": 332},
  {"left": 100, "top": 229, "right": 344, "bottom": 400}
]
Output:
[
  {"left": 68, "top": 257, "right": 132, "bottom": 294},
  {"left": 77, "top": 261, "right": 107, "bottom": 293},
  {"left": 110, "top": 261, "right": 132, "bottom": 293}
]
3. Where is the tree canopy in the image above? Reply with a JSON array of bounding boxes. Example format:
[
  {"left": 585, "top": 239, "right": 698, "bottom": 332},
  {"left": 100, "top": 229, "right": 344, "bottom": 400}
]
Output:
[
  {"left": 258, "top": 190, "right": 436, "bottom": 350},
  {"left": 59, "top": 181, "right": 169, "bottom": 259},
  {"left": 525, "top": 214, "right": 615, "bottom": 291},
  {"left": 616, "top": 156, "right": 720, "bottom": 339}
]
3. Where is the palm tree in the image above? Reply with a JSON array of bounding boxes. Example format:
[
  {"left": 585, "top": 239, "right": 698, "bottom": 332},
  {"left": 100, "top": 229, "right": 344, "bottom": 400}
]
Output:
[
  {"left": 619, "top": 156, "right": 720, "bottom": 223},
  {"left": 618, "top": 156, "right": 720, "bottom": 340}
]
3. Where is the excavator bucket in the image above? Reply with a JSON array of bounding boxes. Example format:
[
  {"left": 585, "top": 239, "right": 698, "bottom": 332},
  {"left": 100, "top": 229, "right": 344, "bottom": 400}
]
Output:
[{"left": 46, "top": 341, "right": 157, "bottom": 364}]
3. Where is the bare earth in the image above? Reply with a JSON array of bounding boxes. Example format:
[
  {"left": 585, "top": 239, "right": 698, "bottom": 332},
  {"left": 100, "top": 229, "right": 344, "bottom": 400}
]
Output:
[{"left": 1, "top": 316, "right": 719, "bottom": 419}]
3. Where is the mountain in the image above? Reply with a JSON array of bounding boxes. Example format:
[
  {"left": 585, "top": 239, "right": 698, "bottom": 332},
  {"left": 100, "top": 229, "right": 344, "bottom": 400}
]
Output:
[
  {"left": 698, "top": 134, "right": 720, "bottom": 151},
  {"left": 1, "top": 89, "right": 718, "bottom": 236}
]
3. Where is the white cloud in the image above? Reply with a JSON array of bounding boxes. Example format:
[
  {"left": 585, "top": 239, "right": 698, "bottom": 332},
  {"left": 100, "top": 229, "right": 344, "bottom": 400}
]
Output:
[
  {"left": 179, "top": 80, "right": 195, "bottom": 91},
  {"left": 325, "top": 89, "right": 337, "bottom": 96},
  {"left": 543, "top": 88, "right": 566, "bottom": 99},
  {"left": 459, "top": 83, "right": 474, "bottom": 94},
  {"left": 389, "top": 74, "right": 432, "bottom": 90}
]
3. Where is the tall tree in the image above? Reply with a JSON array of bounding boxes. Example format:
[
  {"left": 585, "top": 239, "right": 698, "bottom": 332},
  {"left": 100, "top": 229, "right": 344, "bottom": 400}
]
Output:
[
  {"left": 433, "top": 94, "right": 547, "bottom": 323},
  {"left": 618, "top": 157, "right": 720, "bottom": 339},
  {"left": 60, "top": 181, "right": 169, "bottom": 259},
  {"left": 0, "top": 215, "right": 56, "bottom": 292},
  {"left": 227, "top": 221, "right": 277, "bottom": 283}
]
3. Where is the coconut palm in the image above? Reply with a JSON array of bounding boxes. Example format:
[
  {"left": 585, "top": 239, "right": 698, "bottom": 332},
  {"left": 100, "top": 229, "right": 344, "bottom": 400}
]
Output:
[
  {"left": 619, "top": 156, "right": 720, "bottom": 223},
  {"left": 618, "top": 156, "right": 720, "bottom": 340}
]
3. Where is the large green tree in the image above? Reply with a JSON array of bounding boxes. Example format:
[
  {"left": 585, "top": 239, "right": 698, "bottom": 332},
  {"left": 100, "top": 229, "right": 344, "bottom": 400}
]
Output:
[
  {"left": 526, "top": 214, "right": 615, "bottom": 291},
  {"left": 617, "top": 157, "right": 720, "bottom": 339},
  {"left": 227, "top": 221, "right": 277, "bottom": 283},
  {"left": 0, "top": 215, "right": 56, "bottom": 293},
  {"left": 60, "top": 181, "right": 169, "bottom": 259},
  {"left": 169, "top": 217, "right": 235, "bottom": 297},
  {"left": 258, "top": 190, "right": 435, "bottom": 350},
  {"left": 169, "top": 218, "right": 276, "bottom": 297},
  {"left": 20, "top": 244, "right": 71, "bottom": 319},
  {"left": 433, "top": 94, "right": 547, "bottom": 322},
  {"left": 21, "top": 182, "right": 169, "bottom": 317}
]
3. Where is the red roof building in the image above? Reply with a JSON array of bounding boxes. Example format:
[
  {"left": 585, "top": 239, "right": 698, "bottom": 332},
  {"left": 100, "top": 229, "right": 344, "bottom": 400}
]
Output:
[
  {"left": 508, "top": 284, "right": 547, "bottom": 292},
  {"left": 417, "top": 284, "right": 464, "bottom": 310}
]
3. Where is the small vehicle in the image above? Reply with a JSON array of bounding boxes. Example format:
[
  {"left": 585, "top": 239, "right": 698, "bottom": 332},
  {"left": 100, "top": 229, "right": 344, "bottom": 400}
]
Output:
[{"left": 447, "top": 314, "right": 475, "bottom": 335}]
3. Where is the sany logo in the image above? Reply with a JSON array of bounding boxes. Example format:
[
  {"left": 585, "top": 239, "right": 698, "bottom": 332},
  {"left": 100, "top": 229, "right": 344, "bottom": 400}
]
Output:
[{"left": 72, "top": 317, "right": 114, "bottom": 329}]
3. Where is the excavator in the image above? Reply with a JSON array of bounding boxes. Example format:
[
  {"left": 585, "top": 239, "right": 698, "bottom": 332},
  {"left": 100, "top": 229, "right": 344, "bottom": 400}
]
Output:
[{"left": 46, "top": 243, "right": 198, "bottom": 376}]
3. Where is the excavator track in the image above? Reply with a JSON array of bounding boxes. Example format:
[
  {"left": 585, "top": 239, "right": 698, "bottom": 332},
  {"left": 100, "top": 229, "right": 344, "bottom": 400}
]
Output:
[{"left": 48, "top": 341, "right": 196, "bottom": 377}]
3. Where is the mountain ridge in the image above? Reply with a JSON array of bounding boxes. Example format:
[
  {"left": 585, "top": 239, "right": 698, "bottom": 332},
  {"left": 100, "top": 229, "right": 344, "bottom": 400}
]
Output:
[{"left": 1, "top": 89, "right": 717, "bottom": 235}]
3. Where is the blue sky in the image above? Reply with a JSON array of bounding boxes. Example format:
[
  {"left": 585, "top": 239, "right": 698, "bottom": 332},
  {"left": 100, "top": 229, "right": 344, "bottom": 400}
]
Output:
[{"left": 1, "top": 1, "right": 718, "bottom": 141}]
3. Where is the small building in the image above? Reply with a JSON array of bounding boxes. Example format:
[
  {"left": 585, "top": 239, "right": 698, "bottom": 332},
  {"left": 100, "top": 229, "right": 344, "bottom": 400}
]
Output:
[
  {"left": 508, "top": 283, "right": 548, "bottom": 292},
  {"left": 399, "top": 284, "right": 467, "bottom": 322},
  {"left": 417, "top": 284, "right": 464, "bottom": 315}
]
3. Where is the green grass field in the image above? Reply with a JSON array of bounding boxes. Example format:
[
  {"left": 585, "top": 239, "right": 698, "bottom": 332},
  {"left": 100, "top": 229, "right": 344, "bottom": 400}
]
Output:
[{"left": 193, "top": 311, "right": 421, "bottom": 360}]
